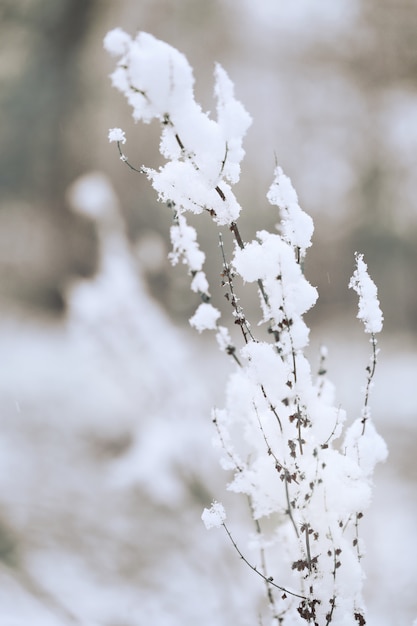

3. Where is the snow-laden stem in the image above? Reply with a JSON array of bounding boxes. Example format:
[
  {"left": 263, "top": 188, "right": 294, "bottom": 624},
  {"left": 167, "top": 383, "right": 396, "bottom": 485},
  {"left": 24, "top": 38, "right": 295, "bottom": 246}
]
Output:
[
  {"left": 105, "top": 29, "right": 388, "bottom": 625},
  {"left": 361, "top": 333, "right": 378, "bottom": 434},
  {"left": 219, "top": 232, "right": 254, "bottom": 344}
]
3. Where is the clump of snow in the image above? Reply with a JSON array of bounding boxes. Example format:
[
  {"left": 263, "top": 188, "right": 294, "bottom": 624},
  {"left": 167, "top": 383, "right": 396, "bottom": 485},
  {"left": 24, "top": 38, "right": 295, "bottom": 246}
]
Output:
[
  {"left": 189, "top": 303, "right": 221, "bottom": 332},
  {"left": 267, "top": 165, "right": 314, "bottom": 253},
  {"left": 233, "top": 230, "right": 317, "bottom": 351},
  {"left": 168, "top": 213, "right": 210, "bottom": 298},
  {"left": 108, "top": 127, "right": 126, "bottom": 144},
  {"left": 202, "top": 501, "right": 226, "bottom": 529},
  {"left": 103, "top": 28, "right": 132, "bottom": 57},
  {"left": 349, "top": 252, "right": 383, "bottom": 334},
  {"left": 240, "top": 340, "right": 288, "bottom": 403},
  {"left": 104, "top": 29, "right": 251, "bottom": 227},
  {"left": 215, "top": 326, "right": 232, "bottom": 353},
  {"left": 232, "top": 229, "right": 319, "bottom": 320},
  {"left": 214, "top": 64, "right": 252, "bottom": 184},
  {"left": 169, "top": 213, "right": 205, "bottom": 272},
  {"left": 344, "top": 418, "right": 388, "bottom": 477},
  {"left": 146, "top": 162, "right": 242, "bottom": 226},
  {"left": 105, "top": 31, "right": 195, "bottom": 124},
  {"left": 191, "top": 271, "right": 209, "bottom": 295}
]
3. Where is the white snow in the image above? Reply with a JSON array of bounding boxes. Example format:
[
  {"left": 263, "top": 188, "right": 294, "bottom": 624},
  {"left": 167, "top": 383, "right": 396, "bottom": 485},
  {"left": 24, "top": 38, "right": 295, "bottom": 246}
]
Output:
[
  {"left": 97, "top": 28, "right": 415, "bottom": 625},
  {"left": 104, "top": 31, "right": 391, "bottom": 620},
  {"left": 105, "top": 29, "right": 251, "bottom": 226},
  {"left": 349, "top": 252, "right": 384, "bottom": 334},
  {"left": 103, "top": 27, "right": 132, "bottom": 57},
  {"left": 267, "top": 165, "right": 314, "bottom": 252},
  {"left": 201, "top": 501, "right": 226, "bottom": 529},
  {"left": 108, "top": 127, "right": 126, "bottom": 144},
  {"left": 189, "top": 303, "right": 221, "bottom": 333},
  {"left": 233, "top": 230, "right": 317, "bottom": 351},
  {"left": 169, "top": 213, "right": 205, "bottom": 272}
]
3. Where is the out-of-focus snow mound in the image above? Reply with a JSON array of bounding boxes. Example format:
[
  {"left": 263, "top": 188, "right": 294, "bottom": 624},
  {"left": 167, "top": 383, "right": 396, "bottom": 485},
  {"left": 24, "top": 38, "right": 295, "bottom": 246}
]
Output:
[
  {"left": 0, "top": 172, "right": 415, "bottom": 625},
  {"left": 0, "top": 172, "right": 257, "bottom": 626}
]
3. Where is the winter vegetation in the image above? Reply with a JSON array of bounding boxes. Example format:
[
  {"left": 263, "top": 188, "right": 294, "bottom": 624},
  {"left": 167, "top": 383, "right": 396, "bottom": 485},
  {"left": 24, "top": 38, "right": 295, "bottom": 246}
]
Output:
[
  {"left": 2, "top": 4, "right": 417, "bottom": 626},
  {"left": 104, "top": 29, "right": 389, "bottom": 625}
]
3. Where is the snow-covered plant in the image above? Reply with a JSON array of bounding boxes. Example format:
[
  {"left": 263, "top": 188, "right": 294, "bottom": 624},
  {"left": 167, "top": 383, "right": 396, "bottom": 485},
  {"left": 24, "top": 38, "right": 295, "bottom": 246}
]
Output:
[{"left": 104, "top": 29, "right": 387, "bottom": 625}]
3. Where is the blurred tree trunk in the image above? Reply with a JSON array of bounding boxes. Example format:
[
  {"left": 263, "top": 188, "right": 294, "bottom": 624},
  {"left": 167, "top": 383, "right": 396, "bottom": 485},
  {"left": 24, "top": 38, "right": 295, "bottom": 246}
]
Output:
[
  {"left": 1, "top": 0, "right": 99, "bottom": 203},
  {"left": 0, "top": 0, "right": 103, "bottom": 311}
]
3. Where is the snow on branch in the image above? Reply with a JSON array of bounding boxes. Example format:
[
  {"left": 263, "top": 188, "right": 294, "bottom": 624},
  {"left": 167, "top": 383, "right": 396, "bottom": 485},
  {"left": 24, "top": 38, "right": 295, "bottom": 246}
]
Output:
[
  {"left": 105, "top": 29, "right": 386, "bottom": 626},
  {"left": 349, "top": 252, "right": 383, "bottom": 334},
  {"left": 104, "top": 28, "right": 251, "bottom": 227},
  {"left": 108, "top": 127, "right": 126, "bottom": 145},
  {"left": 267, "top": 165, "right": 314, "bottom": 255},
  {"left": 189, "top": 303, "right": 221, "bottom": 333},
  {"left": 201, "top": 501, "right": 226, "bottom": 530}
]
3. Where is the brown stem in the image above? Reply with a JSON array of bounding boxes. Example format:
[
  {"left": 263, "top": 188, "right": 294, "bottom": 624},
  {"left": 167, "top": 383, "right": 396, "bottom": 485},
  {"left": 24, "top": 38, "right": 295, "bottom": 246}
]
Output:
[
  {"left": 361, "top": 333, "right": 378, "bottom": 435},
  {"left": 116, "top": 142, "right": 144, "bottom": 174},
  {"left": 222, "top": 522, "right": 307, "bottom": 601}
]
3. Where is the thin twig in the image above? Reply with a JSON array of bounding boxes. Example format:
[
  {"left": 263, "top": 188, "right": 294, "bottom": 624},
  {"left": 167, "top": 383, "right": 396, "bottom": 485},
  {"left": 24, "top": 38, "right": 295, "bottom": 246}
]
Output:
[
  {"left": 316, "top": 346, "right": 328, "bottom": 399},
  {"left": 222, "top": 522, "right": 307, "bottom": 601},
  {"left": 247, "top": 497, "right": 280, "bottom": 624},
  {"left": 284, "top": 475, "right": 300, "bottom": 540},
  {"left": 116, "top": 141, "right": 145, "bottom": 174},
  {"left": 219, "top": 142, "right": 229, "bottom": 177},
  {"left": 212, "top": 411, "right": 244, "bottom": 474},
  {"left": 361, "top": 333, "right": 378, "bottom": 435},
  {"left": 253, "top": 402, "right": 286, "bottom": 464}
]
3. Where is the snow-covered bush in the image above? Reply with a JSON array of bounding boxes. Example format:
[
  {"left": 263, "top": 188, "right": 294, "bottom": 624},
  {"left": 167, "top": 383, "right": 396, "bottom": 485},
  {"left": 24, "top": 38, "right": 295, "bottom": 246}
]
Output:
[{"left": 105, "top": 29, "right": 387, "bottom": 625}]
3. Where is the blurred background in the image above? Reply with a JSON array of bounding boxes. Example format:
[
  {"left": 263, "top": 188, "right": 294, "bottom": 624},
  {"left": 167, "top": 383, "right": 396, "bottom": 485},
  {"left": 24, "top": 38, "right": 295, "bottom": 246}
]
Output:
[{"left": 0, "top": 1, "right": 416, "bottom": 624}]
